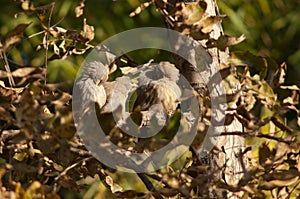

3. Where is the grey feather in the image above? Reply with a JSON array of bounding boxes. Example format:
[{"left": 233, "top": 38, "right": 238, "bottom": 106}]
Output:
[
  {"left": 134, "top": 62, "right": 181, "bottom": 113},
  {"left": 101, "top": 76, "right": 132, "bottom": 115},
  {"left": 73, "top": 61, "right": 108, "bottom": 122}
]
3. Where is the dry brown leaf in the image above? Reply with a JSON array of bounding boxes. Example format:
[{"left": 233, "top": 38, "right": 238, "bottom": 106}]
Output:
[
  {"left": 3, "top": 23, "right": 32, "bottom": 50},
  {"left": 11, "top": 67, "right": 38, "bottom": 78},
  {"left": 105, "top": 176, "right": 123, "bottom": 193},
  {"left": 51, "top": 92, "right": 72, "bottom": 106},
  {"left": 207, "top": 34, "right": 245, "bottom": 51},
  {"left": 283, "top": 90, "right": 299, "bottom": 105},
  {"left": 0, "top": 81, "right": 16, "bottom": 97},
  {"left": 80, "top": 18, "right": 94, "bottom": 42},
  {"left": 273, "top": 62, "right": 287, "bottom": 87},
  {"left": 280, "top": 85, "right": 300, "bottom": 91},
  {"left": 264, "top": 169, "right": 300, "bottom": 187},
  {"left": 75, "top": 1, "right": 85, "bottom": 18}
]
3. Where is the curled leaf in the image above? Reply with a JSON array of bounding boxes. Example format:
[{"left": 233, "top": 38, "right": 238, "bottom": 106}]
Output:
[
  {"left": 80, "top": 18, "right": 94, "bottom": 42},
  {"left": 273, "top": 62, "right": 287, "bottom": 87},
  {"left": 282, "top": 90, "right": 299, "bottom": 105},
  {"left": 105, "top": 176, "right": 123, "bottom": 193},
  {"left": 75, "top": 1, "right": 85, "bottom": 18}
]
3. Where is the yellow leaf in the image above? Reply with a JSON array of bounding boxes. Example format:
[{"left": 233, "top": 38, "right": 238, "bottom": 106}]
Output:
[
  {"left": 182, "top": 4, "right": 205, "bottom": 25},
  {"left": 13, "top": 152, "right": 28, "bottom": 162}
]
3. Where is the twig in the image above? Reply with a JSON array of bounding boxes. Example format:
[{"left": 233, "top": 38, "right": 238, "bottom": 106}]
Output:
[
  {"left": 54, "top": 156, "right": 93, "bottom": 182},
  {"left": 27, "top": 30, "right": 45, "bottom": 39},
  {"left": 69, "top": 146, "right": 91, "bottom": 156},
  {"left": 218, "top": 131, "right": 293, "bottom": 145},
  {"left": 288, "top": 180, "right": 300, "bottom": 198},
  {"left": 145, "top": 172, "right": 163, "bottom": 182},
  {"left": 137, "top": 173, "right": 164, "bottom": 199},
  {"left": 27, "top": 15, "right": 66, "bottom": 40},
  {"left": 43, "top": 2, "right": 55, "bottom": 85},
  {"left": 256, "top": 133, "right": 292, "bottom": 143},
  {"left": 0, "top": 50, "right": 15, "bottom": 87}
]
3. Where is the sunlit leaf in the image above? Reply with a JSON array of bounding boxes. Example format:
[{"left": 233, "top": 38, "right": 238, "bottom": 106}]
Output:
[
  {"left": 280, "top": 85, "right": 300, "bottom": 91},
  {"left": 273, "top": 62, "right": 287, "bottom": 87},
  {"left": 80, "top": 18, "right": 94, "bottom": 42},
  {"left": 13, "top": 152, "right": 28, "bottom": 162},
  {"left": 105, "top": 176, "right": 123, "bottom": 193},
  {"left": 75, "top": 1, "right": 85, "bottom": 18},
  {"left": 182, "top": 3, "right": 206, "bottom": 25}
]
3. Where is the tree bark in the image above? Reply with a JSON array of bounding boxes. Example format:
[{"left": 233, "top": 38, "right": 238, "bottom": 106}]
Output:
[{"left": 164, "top": 0, "right": 247, "bottom": 197}]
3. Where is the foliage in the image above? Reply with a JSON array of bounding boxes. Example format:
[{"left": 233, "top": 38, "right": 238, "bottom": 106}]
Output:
[
  {"left": 219, "top": 0, "right": 300, "bottom": 86},
  {"left": 0, "top": 0, "right": 299, "bottom": 198}
]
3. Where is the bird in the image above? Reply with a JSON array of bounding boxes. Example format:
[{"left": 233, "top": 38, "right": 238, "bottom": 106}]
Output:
[
  {"left": 101, "top": 76, "right": 132, "bottom": 116},
  {"left": 72, "top": 60, "right": 108, "bottom": 124},
  {"left": 134, "top": 62, "right": 181, "bottom": 116},
  {"left": 73, "top": 59, "right": 183, "bottom": 137}
]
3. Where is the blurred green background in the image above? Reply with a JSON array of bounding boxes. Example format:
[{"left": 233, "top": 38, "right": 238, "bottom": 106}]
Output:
[
  {"left": 219, "top": 0, "right": 300, "bottom": 86},
  {"left": 1, "top": 0, "right": 299, "bottom": 87}
]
